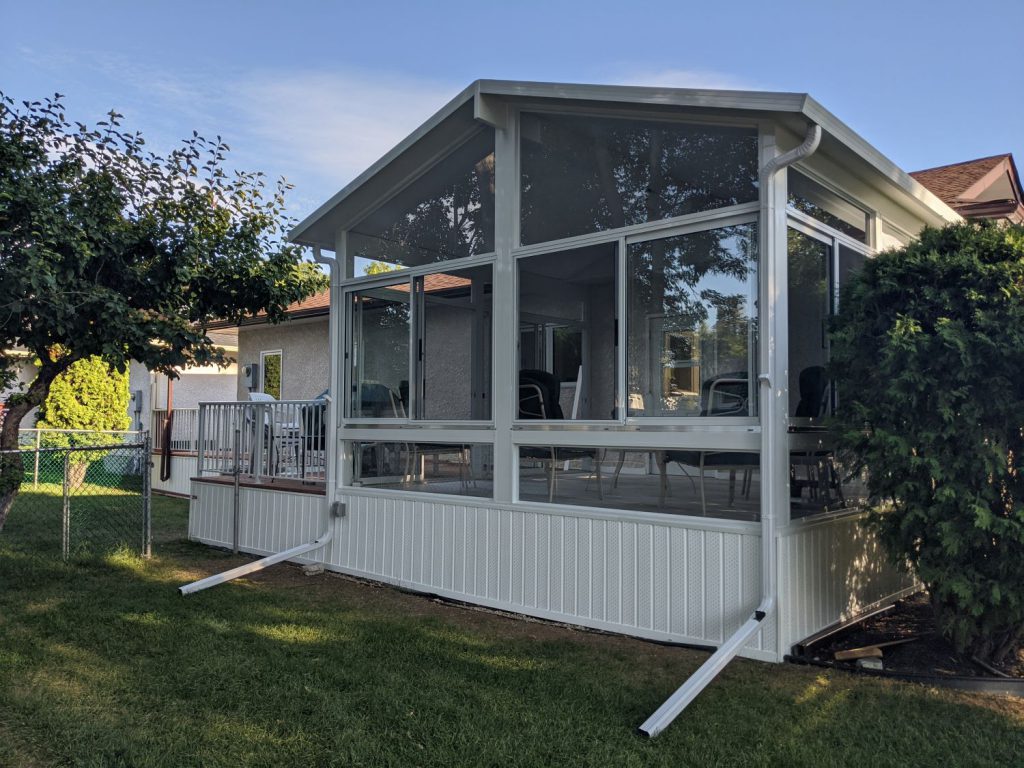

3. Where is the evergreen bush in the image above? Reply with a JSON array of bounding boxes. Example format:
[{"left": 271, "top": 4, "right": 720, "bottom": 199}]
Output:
[{"left": 830, "top": 222, "right": 1024, "bottom": 665}]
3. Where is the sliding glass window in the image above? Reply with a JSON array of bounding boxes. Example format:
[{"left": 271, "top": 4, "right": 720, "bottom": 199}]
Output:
[
  {"left": 520, "top": 112, "right": 758, "bottom": 245},
  {"left": 517, "top": 243, "right": 617, "bottom": 421},
  {"left": 626, "top": 223, "right": 758, "bottom": 418},
  {"left": 347, "top": 266, "right": 493, "bottom": 420}
]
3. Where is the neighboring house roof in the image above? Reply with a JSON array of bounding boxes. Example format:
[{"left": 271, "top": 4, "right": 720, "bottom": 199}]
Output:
[
  {"left": 289, "top": 79, "right": 961, "bottom": 249},
  {"left": 910, "top": 153, "right": 1024, "bottom": 224}
]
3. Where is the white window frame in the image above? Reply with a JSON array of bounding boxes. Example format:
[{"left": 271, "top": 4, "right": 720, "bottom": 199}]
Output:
[{"left": 259, "top": 349, "right": 283, "bottom": 398}]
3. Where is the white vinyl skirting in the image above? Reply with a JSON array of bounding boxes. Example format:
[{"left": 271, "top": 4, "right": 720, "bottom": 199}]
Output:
[{"left": 188, "top": 481, "right": 916, "bottom": 662}]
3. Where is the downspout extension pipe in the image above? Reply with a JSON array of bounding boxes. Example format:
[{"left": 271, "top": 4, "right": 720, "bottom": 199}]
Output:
[
  {"left": 179, "top": 245, "right": 342, "bottom": 597},
  {"left": 638, "top": 123, "right": 822, "bottom": 739}
]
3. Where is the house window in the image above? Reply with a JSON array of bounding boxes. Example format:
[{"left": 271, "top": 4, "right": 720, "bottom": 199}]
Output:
[
  {"left": 347, "top": 266, "right": 494, "bottom": 420},
  {"left": 517, "top": 243, "right": 617, "bottom": 421},
  {"left": 348, "top": 129, "right": 496, "bottom": 274},
  {"left": 260, "top": 350, "right": 282, "bottom": 399},
  {"left": 626, "top": 223, "right": 758, "bottom": 417},
  {"left": 788, "top": 170, "right": 868, "bottom": 243},
  {"left": 520, "top": 112, "right": 758, "bottom": 245}
]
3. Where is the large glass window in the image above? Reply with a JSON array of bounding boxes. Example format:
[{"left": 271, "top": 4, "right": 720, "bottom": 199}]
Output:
[
  {"left": 349, "top": 282, "right": 411, "bottom": 418},
  {"left": 788, "top": 170, "right": 868, "bottom": 243},
  {"left": 349, "top": 129, "right": 495, "bottom": 273},
  {"left": 626, "top": 224, "right": 757, "bottom": 417},
  {"left": 347, "top": 266, "right": 493, "bottom": 420},
  {"left": 787, "top": 228, "right": 831, "bottom": 420},
  {"left": 520, "top": 112, "right": 758, "bottom": 245},
  {"left": 518, "top": 445, "right": 760, "bottom": 521},
  {"left": 517, "top": 243, "right": 617, "bottom": 420}
]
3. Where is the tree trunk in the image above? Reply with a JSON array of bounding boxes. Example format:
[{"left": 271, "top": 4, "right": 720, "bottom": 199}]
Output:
[{"left": 0, "top": 359, "right": 73, "bottom": 532}]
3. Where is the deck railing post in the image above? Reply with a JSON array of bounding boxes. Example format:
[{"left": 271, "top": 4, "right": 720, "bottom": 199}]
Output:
[
  {"left": 196, "top": 405, "right": 206, "bottom": 475},
  {"left": 233, "top": 412, "right": 241, "bottom": 554}
]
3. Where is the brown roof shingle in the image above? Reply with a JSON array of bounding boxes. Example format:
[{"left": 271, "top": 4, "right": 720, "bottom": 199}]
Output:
[{"left": 910, "top": 154, "right": 1009, "bottom": 205}]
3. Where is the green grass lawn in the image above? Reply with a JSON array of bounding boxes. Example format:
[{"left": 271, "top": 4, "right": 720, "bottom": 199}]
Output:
[{"left": 1, "top": 494, "right": 1022, "bottom": 767}]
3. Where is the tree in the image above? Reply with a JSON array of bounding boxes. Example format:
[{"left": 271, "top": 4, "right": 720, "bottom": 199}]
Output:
[
  {"left": 0, "top": 93, "right": 326, "bottom": 530},
  {"left": 830, "top": 222, "right": 1024, "bottom": 666}
]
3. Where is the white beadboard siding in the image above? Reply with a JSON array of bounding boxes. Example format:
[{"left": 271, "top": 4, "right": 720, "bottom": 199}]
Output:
[
  {"left": 778, "top": 512, "right": 918, "bottom": 655},
  {"left": 189, "top": 483, "right": 777, "bottom": 661},
  {"left": 152, "top": 454, "right": 197, "bottom": 497}
]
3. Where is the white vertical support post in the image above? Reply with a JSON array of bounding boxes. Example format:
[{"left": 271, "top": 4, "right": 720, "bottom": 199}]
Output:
[
  {"left": 33, "top": 429, "right": 40, "bottom": 487},
  {"left": 759, "top": 122, "right": 793, "bottom": 658},
  {"left": 491, "top": 101, "right": 515, "bottom": 502},
  {"left": 333, "top": 230, "right": 352, "bottom": 491}
]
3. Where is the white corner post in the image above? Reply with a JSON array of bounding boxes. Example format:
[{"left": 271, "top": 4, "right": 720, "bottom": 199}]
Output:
[
  {"left": 639, "top": 122, "right": 821, "bottom": 738},
  {"left": 178, "top": 244, "right": 342, "bottom": 596},
  {"left": 490, "top": 98, "right": 516, "bottom": 504}
]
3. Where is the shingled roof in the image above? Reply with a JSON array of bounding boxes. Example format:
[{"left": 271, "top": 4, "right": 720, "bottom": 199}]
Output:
[{"left": 910, "top": 153, "right": 1023, "bottom": 223}]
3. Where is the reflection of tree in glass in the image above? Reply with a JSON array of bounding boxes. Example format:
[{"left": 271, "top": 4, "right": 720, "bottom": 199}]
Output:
[
  {"left": 627, "top": 225, "right": 757, "bottom": 411},
  {"left": 521, "top": 114, "right": 758, "bottom": 244},
  {"left": 352, "top": 151, "right": 495, "bottom": 266},
  {"left": 787, "top": 228, "right": 829, "bottom": 310},
  {"left": 262, "top": 354, "right": 282, "bottom": 400}
]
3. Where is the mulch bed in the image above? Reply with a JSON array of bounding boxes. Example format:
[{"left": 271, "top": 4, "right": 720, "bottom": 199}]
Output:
[{"left": 807, "top": 592, "right": 1024, "bottom": 679}]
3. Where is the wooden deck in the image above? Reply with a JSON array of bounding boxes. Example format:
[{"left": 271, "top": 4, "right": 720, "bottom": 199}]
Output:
[{"left": 192, "top": 474, "right": 326, "bottom": 495}]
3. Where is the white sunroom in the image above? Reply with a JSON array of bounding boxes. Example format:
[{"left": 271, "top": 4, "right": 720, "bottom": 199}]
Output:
[{"left": 185, "top": 81, "right": 959, "bottom": 712}]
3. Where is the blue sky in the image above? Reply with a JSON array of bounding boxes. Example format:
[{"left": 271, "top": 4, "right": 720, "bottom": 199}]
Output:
[{"left": 4, "top": 0, "right": 1022, "bottom": 228}]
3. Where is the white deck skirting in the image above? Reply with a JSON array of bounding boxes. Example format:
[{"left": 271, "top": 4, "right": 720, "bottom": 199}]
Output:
[{"left": 189, "top": 482, "right": 914, "bottom": 662}]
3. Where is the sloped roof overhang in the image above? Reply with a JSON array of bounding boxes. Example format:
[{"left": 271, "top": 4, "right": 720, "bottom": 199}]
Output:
[{"left": 289, "top": 79, "right": 960, "bottom": 249}]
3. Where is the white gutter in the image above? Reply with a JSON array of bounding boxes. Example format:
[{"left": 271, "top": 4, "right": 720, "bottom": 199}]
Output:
[
  {"left": 638, "top": 123, "right": 822, "bottom": 738},
  {"left": 179, "top": 246, "right": 342, "bottom": 597}
]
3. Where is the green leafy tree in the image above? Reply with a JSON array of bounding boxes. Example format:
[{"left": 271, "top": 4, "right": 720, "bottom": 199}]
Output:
[
  {"left": 830, "top": 222, "right": 1024, "bottom": 666},
  {"left": 0, "top": 93, "right": 326, "bottom": 530},
  {"left": 36, "top": 356, "right": 132, "bottom": 480}
]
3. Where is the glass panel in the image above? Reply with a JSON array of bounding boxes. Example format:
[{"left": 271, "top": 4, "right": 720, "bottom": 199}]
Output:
[
  {"left": 260, "top": 352, "right": 282, "bottom": 399},
  {"left": 349, "top": 282, "right": 410, "bottom": 418},
  {"left": 788, "top": 170, "right": 868, "bottom": 243},
  {"left": 626, "top": 224, "right": 757, "bottom": 417},
  {"left": 789, "top": 433, "right": 867, "bottom": 518},
  {"left": 350, "top": 129, "right": 495, "bottom": 272},
  {"left": 520, "top": 112, "right": 758, "bottom": 245},
  {"left": 518, "top": 445, "right": 759, "bottom": 521},
  {"left": 788, "top": 229, "right": 831, "bottom": 419},
  {"left": 517, "top": 243, "right": 617, "bottom": 420},
  {"left": 416, "top": 265, "right": 492, "bottom": 420},
  {"left": 350, "top": 441, "right": 493, "bottom": 498},
  {"left": 837, "top": 244, "right": 866, "bottom": 294}
]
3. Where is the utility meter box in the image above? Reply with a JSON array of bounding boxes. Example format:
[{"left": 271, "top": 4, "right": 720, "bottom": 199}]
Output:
[{"left": 242, "top": 363, "right": 259, "bottom": 391}]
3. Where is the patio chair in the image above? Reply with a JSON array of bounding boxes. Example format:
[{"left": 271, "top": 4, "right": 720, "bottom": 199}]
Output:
[
  {"left": 790, "top": 366, "right": 843, "bottom": 505},
  {"left": 518, "top": 369, "right": 603, "bottom": 502}
]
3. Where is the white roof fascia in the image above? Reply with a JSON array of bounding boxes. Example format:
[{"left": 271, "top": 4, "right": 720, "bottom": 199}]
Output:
[{"left": 800, "top": 96, "right": 960, "bottom": 226}]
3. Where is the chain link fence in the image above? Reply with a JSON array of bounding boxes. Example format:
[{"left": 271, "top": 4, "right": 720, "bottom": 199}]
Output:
[{"left": 0, "top": 432, "right": 151, "bottom": 565}]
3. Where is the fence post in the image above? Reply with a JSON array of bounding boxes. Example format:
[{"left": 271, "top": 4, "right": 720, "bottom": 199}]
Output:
[
  {"left": 61, "top": 450, "right": 70, "bottom": 561},
  {"left": 233, "top": 414, "right": 241, "bottom": 555},
  {"left": 33, "top": 429, "right": 40, "bottom": 488},
  {"left": 142, "top": 432, "right": 152, "bottom": 558},
  {"left": 196, "top": 405, "right": 206, "bottom": 475}
]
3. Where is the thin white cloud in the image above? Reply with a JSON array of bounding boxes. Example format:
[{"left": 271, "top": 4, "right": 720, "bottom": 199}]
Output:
[{"left": 231, "top": 70, "right": 458, "bottom": 187}]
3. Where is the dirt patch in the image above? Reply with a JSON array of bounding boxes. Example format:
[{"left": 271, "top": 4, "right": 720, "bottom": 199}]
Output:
[{"left": 810, "top": 592, "right": 1024, "bottom": 678}]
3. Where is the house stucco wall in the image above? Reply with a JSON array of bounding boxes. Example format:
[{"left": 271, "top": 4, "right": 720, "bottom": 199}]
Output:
[{"left": 236, "top": 317, "right": 330, "bottom": 401}]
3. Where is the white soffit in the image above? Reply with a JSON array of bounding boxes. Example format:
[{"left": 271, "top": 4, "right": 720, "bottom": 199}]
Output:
[{"left": 289, "top": 79, "right": 959, "bottom": 248}]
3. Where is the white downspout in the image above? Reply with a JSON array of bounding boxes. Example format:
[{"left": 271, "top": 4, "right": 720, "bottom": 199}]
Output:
[
  {"left": 179, "top": 246, "right": 342, "bottom": 596},
  {"left": 638, "top": 123, "right": 822, "bottom": 738}
]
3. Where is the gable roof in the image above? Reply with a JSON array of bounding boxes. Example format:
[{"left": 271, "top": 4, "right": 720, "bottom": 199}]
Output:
[
  {"left": 910, "top": 153, "right": 1023, "bottom": 223},
  {"left": 289, "top": 79, "right": 960, "bottom": 249}
]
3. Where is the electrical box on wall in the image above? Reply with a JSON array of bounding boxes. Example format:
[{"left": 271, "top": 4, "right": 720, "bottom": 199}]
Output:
[{"left": 242, "top": 363, "right": 259, "bottom": 391}]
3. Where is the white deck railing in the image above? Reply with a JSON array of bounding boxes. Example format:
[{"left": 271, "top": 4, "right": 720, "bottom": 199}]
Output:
[
  {"left": 152, "top": 408, "right": 200, "bottom": 453},
  {"left": 196, "top": 400, "right": 327, "bottom": 484}
]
